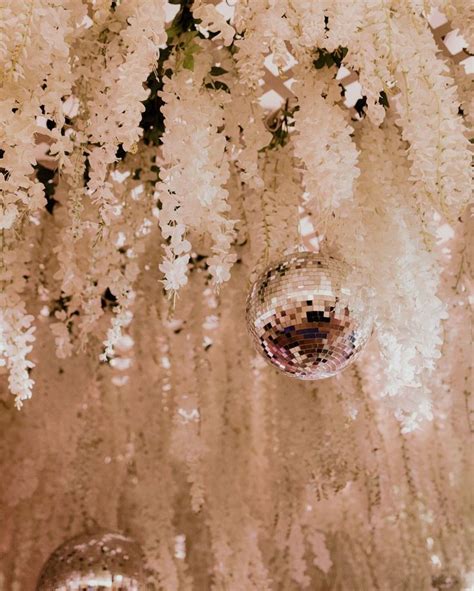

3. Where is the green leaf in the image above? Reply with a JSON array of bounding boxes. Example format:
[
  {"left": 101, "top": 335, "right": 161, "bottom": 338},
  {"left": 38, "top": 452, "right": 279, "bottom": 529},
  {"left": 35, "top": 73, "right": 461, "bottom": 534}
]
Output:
[
  {"left": 313, "top": 52, "right": 326, "bottom": 69},
  {"left": 183, "top": 53, "right": 194, "bottom": 70},
  {"left": 333, "top": 46, "right": 348, "bottom": 67},
  {"left": 325, "top": 53, "right": 335, "bottom": 67},
  {"left": 180, "top": 30, "right": 198, "bottom": 44},
  {"left": 177, "top": 31, "right": 201, "bottom": 71},
  {"left": 313, "top": 47, "right": 348, "bottom": 70},
  {"left": 210, "top": 66, "right": 228, "bottom": 76},
  {"left": 166, "top": 23, "right": 180, "bottom": 40},
  {"left": 205, "top": 80, "right": 230, "bottom": 93}
]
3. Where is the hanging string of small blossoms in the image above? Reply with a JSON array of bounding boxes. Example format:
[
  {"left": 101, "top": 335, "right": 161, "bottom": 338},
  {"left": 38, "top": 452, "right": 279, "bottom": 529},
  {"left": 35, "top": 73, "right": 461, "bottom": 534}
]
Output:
[{"left": 0, "top": 0, "right": 471, "bottom": 426}]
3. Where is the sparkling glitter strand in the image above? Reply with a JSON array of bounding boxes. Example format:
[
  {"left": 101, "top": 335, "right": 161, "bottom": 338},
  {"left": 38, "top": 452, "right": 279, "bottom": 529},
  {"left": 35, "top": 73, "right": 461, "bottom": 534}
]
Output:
[{"left": 246, "top": 252, "right": 373, "bottom": 379}]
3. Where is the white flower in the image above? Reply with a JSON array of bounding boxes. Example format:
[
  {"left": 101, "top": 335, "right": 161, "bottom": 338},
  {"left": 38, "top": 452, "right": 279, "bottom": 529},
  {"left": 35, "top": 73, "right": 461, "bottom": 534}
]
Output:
[
  {"left": 293, "top": 66, "right": 359, "bottom": 228},
  {"left": 159, "top": 251, "right": 190, "bottom": 292},
  {"left": 156, "top": 49, "right": 236, "bottom": 293}
]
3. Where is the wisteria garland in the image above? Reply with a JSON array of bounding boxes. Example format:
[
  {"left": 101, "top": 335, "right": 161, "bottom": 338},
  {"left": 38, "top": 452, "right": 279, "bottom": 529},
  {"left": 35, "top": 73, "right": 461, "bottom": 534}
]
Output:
[
  {"left": 0, "top": 1, "right": 471, "bottom": 430},
  {"left": 0, "top": 1, "right": 472, "bottom": 588},
  {"left": 156, "top": 46, "right": 235, "bottom": 292},
  {"left": 293, "top": 65, "right": 360, "bottom": 233},
  {"left": 331, "top": 118, "right": 447, "bottom": 431}
]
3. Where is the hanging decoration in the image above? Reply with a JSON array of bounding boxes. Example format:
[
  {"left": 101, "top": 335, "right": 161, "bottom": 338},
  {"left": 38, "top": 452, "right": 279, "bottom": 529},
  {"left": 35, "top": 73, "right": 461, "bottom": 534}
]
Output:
[
  {"left": 0, "top": 0, "right": 472, "bottom": 589},
  {"left": 246, "top": 252, "right": 373, "bottom": 379},
  {"left": 36, "top": 530, "right": 145, "bottom": 591}
]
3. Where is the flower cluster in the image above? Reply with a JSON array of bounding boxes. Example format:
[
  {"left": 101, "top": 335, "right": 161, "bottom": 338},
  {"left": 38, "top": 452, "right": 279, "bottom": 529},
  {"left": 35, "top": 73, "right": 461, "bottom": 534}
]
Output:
[
  {"left": 156, "top": 46, "right": 236, "bottom": 292},
  {"left": 0, "top": 4, "right": 472, "bottom": 588},
  {"left": 242, "top": 145, "right": 301, "bottom": 278},
  {"left": 389, "top": 8, "right": 471, "bottom": 219},
  {"left": 331, "top": 119, "right": 447, "bottom": 430},
  {"left": 0, "top": 0, "right": 470, "bottom": 423},
  {"left": 293, "top": 65, "right": 360, "bottom": 232}
]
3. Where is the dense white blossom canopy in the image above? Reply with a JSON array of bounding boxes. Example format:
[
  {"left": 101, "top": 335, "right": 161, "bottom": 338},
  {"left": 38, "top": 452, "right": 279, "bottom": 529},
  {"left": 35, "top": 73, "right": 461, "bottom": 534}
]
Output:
[{"left": 0, "top": 0, "right": 472, "bottom": 589}]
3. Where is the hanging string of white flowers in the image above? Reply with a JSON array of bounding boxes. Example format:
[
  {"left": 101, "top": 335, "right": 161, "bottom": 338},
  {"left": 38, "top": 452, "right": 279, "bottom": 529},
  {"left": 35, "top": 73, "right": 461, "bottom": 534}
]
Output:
[
  {"left": 0, "top": 1, "right": 82, "bottom": 406},
  {"left": 293, "top": 65, "right": 360, "bottom": 236},
  {"left": 330, "top": 117, "right": 447, "bottom": 431},
  {"left": 156, "top": 42, "right": 236, "bottom": 293},
  {"left": 242, "top": 144, "right": 301, "bottom": 278}
]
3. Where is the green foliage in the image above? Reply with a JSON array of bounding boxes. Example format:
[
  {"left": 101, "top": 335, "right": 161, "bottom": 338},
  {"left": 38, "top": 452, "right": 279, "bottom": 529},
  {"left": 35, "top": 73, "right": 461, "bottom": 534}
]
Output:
[
  {"left": 141, "top": 0, "right": 202, "bottom": 147},
  {"left": 261, "top": 103, "right": 299, "bottom": 151},
  {"left": 205, "top": 66, "right": 230, "bottom": 93},
  {"left": 209, "top": 66, "right": 228, "bottom": 77},
  {"left": 141, "top": 1, "right": 230, "bottom": 146},
  {"left": 313, "top": 47, "right": 348, "bottom": 70},
  {"left": 312, "top": 46, "right": 391, "bottom": 118},
  {"left": 205, "top": 80, "right": 230, "bottom": 93},
  {"left": 165, "top": 1, "right": 202, "bottom": 70},
  {"left": 166, "top": 1, "right": 199, "bottom": 41},
  {"left": 177, "top": 31, "right": 201, "bottom": 71}
]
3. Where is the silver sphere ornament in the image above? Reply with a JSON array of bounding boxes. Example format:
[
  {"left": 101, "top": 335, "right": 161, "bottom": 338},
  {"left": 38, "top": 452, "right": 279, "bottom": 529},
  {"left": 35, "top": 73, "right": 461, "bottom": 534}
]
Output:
[
  {"left": 36, "top": 530, "right": 145, "bottom": 590},
  {"left": 246, "top": 252, "right": 373, "bottom": 379}
]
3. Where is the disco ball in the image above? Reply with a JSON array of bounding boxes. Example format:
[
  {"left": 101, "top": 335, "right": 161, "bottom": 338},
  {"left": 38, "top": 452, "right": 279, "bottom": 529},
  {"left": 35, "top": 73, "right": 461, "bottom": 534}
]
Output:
[
  {"left": 246, "top": 252, "right": 373, "bottom": 379},
  {"left": 36, "top": 530, "right": 145, "bottom": 590}
]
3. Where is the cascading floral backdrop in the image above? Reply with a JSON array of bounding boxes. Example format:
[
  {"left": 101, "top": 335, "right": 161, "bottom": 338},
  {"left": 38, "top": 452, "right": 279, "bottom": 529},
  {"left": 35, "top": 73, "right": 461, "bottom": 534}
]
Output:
[{"left": 0, "top": 0, "right": 472, "bottom": 589}]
